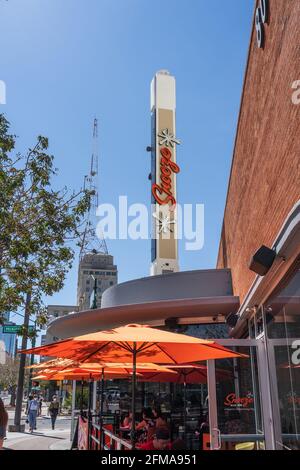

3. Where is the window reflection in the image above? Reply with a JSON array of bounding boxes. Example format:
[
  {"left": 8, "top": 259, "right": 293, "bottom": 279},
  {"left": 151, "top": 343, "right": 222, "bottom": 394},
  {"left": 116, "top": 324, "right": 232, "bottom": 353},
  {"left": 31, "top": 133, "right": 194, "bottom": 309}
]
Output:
[{"left": 266, "top": 267, "right": 300, "bottom": 450}]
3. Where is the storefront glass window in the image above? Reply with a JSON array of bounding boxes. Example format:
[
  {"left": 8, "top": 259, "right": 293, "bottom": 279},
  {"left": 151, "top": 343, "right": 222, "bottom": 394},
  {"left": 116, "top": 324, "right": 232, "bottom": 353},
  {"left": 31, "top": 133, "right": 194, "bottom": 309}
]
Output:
[
  {"left": 266, "top": 267, "right": 300, "bottom": 450},
  {"left": 161, "top": 322, "right": 229, "bottom": 339},
  {"left": 214, "top": 345, "right": 263, "bottom": 449}
]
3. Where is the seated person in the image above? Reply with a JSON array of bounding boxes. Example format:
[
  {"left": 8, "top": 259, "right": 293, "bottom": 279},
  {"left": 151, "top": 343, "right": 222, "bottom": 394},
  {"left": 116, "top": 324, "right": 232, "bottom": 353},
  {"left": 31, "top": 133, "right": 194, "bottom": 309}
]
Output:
[
  {"left": 137, "top": 427, "right": 171, "bottom": 450},
  {"left": 136, "top": 408, "right": 155, "bottom": 443},
  {"left": 152, "top": 406, "right": 168, "bottom": 430},
  {"left": 122, "top": 412, "right": 133, "bottom": 428}
]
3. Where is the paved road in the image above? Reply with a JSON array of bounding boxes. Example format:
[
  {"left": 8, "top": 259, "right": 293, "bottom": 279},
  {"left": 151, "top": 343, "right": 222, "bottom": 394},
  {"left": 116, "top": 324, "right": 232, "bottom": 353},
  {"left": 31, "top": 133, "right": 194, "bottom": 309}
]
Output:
[{"left": 5, "top": 408, "right": 72, "bottom": 450}]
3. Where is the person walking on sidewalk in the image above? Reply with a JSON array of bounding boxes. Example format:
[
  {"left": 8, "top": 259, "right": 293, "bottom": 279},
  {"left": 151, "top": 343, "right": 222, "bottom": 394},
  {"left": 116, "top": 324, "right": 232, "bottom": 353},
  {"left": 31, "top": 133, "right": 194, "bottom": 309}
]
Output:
[
  {"left": 48, "top": 395, "right": 59, "bottom": 430},
  {"left": 0, "top": 398, "right": 8, "bottom": 450},
  {"left": 27, "top": 395, "right": 39, "bottom": 433},
  {"left": 38, "top": 396, "right": 43, "bottom": 417}
]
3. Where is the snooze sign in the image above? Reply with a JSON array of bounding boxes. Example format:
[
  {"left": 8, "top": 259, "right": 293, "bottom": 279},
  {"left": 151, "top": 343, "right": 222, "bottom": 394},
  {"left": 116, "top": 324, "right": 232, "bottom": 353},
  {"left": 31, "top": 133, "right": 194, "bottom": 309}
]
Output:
[
  {"left": 224, "top": 393, "right": 254, "bottom": 408},
  {"left": 152, "top": 128, "right": 181, "bottom": 207}
]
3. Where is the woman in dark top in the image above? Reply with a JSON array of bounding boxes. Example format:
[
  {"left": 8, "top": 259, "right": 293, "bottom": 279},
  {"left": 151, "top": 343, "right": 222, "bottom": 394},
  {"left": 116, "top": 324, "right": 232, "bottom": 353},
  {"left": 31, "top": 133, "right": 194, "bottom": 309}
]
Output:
[
  {"left": 48, "top": 395, "right": 60, "bottom": 430},
  {"left": 152, "top": 406, "right": 168, "bottom": 430},
  {"left": 0, "top": 398, "right": 8, "bottom": 449}
]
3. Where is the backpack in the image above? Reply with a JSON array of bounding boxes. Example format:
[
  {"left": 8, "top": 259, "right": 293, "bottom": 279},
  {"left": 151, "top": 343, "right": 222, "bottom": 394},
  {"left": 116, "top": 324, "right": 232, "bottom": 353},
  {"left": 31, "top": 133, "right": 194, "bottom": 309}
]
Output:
[{"left": 29, "top": 399, "right": 38, "bottom": 411}]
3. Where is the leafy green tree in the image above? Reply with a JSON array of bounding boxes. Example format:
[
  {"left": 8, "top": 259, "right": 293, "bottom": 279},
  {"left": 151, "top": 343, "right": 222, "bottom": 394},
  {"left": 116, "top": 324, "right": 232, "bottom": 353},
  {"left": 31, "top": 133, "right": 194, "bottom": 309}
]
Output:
[
  {"left": 0, "top": 113, "right": 91, "bottom": 427},
  {"left": 0, "top": 356, "right": 30, "bottom": 406},
  {"left": 0, "top": 113, "right": 91, "bottom": 328}
]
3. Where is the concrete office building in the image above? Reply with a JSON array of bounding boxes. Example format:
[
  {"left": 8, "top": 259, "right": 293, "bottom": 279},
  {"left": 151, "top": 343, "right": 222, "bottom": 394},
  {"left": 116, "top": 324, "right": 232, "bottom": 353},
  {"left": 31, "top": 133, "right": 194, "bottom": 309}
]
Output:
[
  {"left": 77, "top": 253, "right": 118, "bottom": 311},
  {"left": 0, "top": 313, "right": 17, "bottom": 362}
]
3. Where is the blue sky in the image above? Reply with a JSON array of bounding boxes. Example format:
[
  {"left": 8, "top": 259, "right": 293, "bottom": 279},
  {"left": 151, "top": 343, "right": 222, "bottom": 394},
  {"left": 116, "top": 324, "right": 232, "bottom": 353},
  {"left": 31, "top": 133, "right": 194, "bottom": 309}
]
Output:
[{"left": 0, "top": 0, "right": 254, "bottom": 323}]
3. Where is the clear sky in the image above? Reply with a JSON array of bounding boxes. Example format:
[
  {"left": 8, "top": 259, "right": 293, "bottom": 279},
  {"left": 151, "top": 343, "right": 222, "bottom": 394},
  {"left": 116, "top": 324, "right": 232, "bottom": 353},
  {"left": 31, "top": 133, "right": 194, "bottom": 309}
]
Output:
[{"left": 0, "top": 0, "right": 254, "bottom": 325}]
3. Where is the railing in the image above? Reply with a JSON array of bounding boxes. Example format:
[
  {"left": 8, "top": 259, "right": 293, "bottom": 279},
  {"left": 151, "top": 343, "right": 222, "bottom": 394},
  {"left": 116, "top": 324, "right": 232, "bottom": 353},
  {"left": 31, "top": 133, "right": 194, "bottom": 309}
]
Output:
[
  {"left": 103, "top": 427, "right": 132, "bottom": 450},
  {"left": 89, "top": 421, "right": 132, "bottom": 450},
  {"left": 71, "top": 409, "right": 120, "bottom": 442}
]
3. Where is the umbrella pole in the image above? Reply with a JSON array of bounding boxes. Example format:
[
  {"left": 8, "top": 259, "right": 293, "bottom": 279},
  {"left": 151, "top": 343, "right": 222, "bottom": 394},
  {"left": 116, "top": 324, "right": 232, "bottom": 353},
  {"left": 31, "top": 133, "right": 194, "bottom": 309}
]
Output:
[
  {"left": 80, "top": 379, "right": 84, "bottom": 414},
  {"left": 88, "top": 374, "right": 92, "bottom": 450},
  {"left": 131, "top": 342, "right": 137, "bottom": 450},
  {"left": 183, "top": 379, "right": 187, "bottom": 449},
  {"left": 100, "top": 368, "right": 104, "bottom": 450},
  {"left": 88, "top": 374, "right": 92, "bottom": 417}
]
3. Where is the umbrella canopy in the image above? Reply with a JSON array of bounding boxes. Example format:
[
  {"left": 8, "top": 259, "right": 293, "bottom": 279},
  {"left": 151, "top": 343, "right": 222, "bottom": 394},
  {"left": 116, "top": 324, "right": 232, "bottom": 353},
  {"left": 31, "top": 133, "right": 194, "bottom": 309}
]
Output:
[
  {"left": 32, "top": 367, "right": 135, "bottom": 381},
  {"left": 26, "top": 358, "right": 76, "bottom": 370},
  {"left": 20, "top": 323, "right": 246, "bottom": 364},
  {"left": 21, "top": 323, "right": 246, "bottom": 449},
  {"left": 80, "top": 362, "right": 176, "bottom": 374},
  {"left": 31, "top": 362, "right": 175, "bottom": 377},
  {"left": 139, "top": 364, "right": 232, "bottom": 384}
]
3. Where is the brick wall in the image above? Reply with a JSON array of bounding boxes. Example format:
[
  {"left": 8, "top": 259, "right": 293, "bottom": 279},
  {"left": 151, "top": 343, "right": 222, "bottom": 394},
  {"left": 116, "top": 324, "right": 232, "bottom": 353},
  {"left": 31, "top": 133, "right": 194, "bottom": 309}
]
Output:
[{"left": 217, "top": 0, "right": 300, "bottom": 302}]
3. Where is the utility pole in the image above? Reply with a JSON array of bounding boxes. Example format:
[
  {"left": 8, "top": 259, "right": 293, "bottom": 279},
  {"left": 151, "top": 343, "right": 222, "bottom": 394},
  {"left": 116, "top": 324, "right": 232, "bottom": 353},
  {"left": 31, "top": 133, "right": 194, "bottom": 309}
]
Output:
[{"left": 13, "top": 292, "right": 31, "bottom": 431}]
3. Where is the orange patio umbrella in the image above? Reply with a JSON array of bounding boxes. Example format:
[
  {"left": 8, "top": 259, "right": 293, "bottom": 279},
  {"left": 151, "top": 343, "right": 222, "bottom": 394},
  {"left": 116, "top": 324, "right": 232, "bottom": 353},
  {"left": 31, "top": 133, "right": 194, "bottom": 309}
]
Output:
[
  {"left": 80, "top": 362, "right": 175, "bottom": 373},
  {"left": 32, "top": 368, "right": 135, "bottom": 381},
  {"left": 20, "top": 323, "right": 246, "bottom": 448},
  {"left": 72, "top": 361, "right": 176, "bottom": 449},
  {"left": 26, "top": 358, "right": 77, "bottom": 370},
  {"left": 32, "top": 366, "right": 138, "bottom": 431},
  {"left": 20, "top": 323, "right": 246, "bottom": 364},
  {"left": 32, "top": 362, "right": 175, "bottom": 449}
]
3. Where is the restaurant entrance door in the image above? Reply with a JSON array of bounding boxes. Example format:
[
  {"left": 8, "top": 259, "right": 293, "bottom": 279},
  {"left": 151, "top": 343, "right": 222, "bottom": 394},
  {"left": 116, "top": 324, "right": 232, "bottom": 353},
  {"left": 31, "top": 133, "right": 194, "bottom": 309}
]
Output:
[{"left": 207, "top": 339, "right": 275, "bottom": 450}]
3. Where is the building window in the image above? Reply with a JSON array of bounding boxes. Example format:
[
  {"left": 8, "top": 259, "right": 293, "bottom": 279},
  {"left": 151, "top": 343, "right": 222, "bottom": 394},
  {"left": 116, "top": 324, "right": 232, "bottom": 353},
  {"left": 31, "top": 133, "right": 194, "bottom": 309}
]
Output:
[
  {"left": 160, "top": 322, "right": 229, "bottom": 339},
  {"left": 265, "top": 266, "right": 300, "bottom": 450}
]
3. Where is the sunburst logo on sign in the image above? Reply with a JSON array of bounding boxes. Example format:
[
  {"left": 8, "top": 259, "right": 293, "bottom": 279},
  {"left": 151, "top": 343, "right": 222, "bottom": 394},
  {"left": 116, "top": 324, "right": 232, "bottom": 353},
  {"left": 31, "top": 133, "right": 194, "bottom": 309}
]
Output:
[
  {"left": 153, "top": 210, "right": 176, "bottom": 235},
  {"left": 158, "top": 128, "right": 181, "bottom": 148}
]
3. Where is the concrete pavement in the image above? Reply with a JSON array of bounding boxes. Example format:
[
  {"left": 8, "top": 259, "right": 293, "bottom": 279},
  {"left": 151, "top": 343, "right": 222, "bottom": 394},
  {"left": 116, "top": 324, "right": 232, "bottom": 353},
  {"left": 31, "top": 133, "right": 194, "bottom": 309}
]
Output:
[{"left": 4, "top": 406, "right": 72, "bottom": 450}]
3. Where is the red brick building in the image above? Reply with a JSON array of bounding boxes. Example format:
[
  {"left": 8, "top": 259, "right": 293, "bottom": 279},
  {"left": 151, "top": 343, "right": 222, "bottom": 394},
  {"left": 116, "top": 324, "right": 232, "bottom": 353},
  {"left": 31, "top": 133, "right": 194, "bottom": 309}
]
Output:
[
  {"left": 217, "top": 0, "right": 299, "bottom": 304},
  {"left": 216, "top": 0, "right": 300, "bottom": 450}
]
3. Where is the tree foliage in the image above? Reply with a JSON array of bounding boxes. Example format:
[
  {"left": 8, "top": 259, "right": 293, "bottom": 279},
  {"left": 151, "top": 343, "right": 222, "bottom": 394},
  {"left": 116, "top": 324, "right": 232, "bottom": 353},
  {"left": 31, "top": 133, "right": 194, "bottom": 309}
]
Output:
[
  {"left": 0, "top": 114, "right": 91, "bottom": 330},
  {"left": 0, "top": 355, "right": 29, "bottom": 392}
]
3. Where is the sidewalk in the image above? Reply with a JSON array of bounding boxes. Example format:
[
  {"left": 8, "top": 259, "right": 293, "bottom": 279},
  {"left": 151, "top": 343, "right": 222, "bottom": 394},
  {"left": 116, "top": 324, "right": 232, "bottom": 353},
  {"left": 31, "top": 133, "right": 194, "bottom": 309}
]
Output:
[{"left": 4, "top": 406, "right": 72, "bottom": 450}]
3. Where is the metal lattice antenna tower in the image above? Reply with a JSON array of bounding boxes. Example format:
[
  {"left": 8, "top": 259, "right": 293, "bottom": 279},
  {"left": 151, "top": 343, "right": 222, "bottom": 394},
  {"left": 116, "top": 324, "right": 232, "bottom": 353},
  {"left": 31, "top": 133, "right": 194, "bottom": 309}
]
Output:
[{"left": 79, "top": 118, "right": 108, "bottom": 260}]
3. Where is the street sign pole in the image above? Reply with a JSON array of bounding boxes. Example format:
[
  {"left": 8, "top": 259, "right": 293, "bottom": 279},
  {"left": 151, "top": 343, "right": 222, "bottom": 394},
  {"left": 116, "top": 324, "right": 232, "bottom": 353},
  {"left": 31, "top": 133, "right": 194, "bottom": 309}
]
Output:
[
  {"left": 13, "top": 292, "right": 31, "bottom": 432},
  {"left": 2, "top": 325, "right": 35, "bottom": 334}
]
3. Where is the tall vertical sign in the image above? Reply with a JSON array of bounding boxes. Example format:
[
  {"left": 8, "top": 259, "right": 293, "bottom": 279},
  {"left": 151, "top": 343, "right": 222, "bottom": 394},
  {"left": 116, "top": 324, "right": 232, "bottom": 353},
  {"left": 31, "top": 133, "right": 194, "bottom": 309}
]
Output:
[{"left": 150, "top": 70, "right": 180, "bottom": 275}]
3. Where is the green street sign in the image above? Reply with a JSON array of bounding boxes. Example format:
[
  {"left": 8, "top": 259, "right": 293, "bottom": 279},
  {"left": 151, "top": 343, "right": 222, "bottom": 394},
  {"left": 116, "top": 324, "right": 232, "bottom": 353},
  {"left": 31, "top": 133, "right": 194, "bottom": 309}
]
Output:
[{"left": 2, "top": 325, "right": 35, "bottom": 334}]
